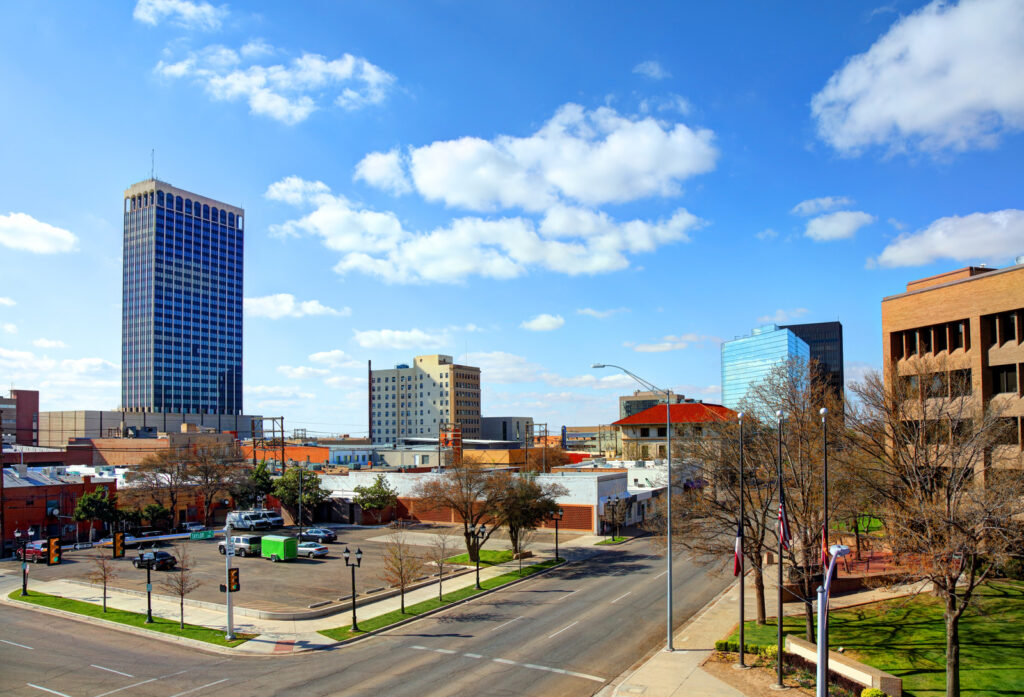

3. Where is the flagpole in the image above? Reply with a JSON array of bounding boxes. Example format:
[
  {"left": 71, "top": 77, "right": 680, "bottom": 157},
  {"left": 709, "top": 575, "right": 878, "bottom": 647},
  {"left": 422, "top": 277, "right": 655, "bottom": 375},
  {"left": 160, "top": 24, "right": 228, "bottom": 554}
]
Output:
[
  {"left": 775, "top": 410, "right": 786, "bottom": 690},
  {"left": 820, "top": 407, "right": 829, "bottom": 686},
  {"left": 737, "top": 412, "right": 747, "bottom": 669}
]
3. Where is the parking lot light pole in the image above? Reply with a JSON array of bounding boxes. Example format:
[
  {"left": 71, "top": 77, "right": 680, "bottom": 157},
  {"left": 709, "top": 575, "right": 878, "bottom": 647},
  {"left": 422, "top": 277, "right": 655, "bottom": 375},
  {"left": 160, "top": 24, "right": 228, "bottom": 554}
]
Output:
[
  {"left": 472, "top": 524, "right": 487, "bottom": 589},
  {"left": 343, "top": 547, "right": 362, "bottom": 632},
  {"left": 225, "top": 522, "right": 235, "bottom": 641},
  {"left": 144, "top": 560, "right": 153, "bottom": 623},
  {"left": 552, "top": 509, "right": 563, "bottom": 562}
]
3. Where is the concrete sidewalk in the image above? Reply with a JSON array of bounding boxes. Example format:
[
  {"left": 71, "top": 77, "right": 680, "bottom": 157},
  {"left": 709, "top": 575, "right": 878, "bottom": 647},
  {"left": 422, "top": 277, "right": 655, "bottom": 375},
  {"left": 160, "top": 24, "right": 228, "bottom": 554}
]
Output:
[
  {"left": 612, "top": 565, "right": 928, "bottom": 697},
  {"left": 2, "top": 534, "right": 608, "bottom": 655}
]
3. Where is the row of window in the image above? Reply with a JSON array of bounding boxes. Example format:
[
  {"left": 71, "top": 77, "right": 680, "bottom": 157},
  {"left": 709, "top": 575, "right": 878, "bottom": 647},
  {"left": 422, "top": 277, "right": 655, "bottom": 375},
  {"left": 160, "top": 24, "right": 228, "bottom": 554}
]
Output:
[
  {"left": 898, "top": 417, "right": 1021, "bottom": 446},
  {"left": 899, "top": 365, "right": 1020, "bottom": 397},
  {"left": 983, "top": 310, "right": 1023, "bottom": 348},
  {"left": 891, "top": 319, "right": 969, "bottom": 360},
  {"left": 127, "top": 190, "right": 243, "bottom": 230}
]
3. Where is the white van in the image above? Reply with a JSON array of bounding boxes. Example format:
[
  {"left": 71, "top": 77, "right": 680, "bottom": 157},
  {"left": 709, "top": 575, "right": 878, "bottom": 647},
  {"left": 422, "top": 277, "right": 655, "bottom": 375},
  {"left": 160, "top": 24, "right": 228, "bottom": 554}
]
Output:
[
  {"left": 252, "top": 509, "right": 284, "bottom": 527},
  {"left": 226, "top": 511, "right": 270, "bottom": 530}
]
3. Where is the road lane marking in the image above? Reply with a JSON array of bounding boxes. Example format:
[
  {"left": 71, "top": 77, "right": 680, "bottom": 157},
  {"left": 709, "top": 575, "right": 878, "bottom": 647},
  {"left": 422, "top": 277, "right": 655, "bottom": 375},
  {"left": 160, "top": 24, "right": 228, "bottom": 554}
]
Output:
[
  {"left": 2, "top": 639, "right": 34, "bottom": 649},
  {"left": 167, "top": 679, "right": 229, "bottom": 697},
  {"left": 488, "top": 616, "right": 523, "bottom": 632},
  {"left": 548, "top": 621, "right": 578, "bottom": 639},
  {"left": 93, "top": 679, "right": 156, "bottom": 697},
  {"left": 610, "top": 592, "right": 632, "bottom": 604},
  {"left": 434, "top": 648, "right": 457, "bottom": 654},
  {"left": 404, "top": 646, "right": 604, "bottom": 683},
  {"left": 90, "top": 666, "right": 133, "bottom": 678},
  {"left": 654, "top": 570, "right": 668, "bottom": 579},
  {"left": 27, "top": 685, "right": 73, "bottom": 697},
  {"left": 559, "top": 589, "right": 581, "bottom": 601}
]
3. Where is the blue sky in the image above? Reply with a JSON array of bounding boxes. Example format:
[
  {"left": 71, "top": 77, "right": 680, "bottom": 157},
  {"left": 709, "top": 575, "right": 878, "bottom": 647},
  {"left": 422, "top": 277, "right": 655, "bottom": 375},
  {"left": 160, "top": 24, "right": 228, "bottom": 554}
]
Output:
[{"left": 1, "top": 0, "right": 1022, "bottom": 436}]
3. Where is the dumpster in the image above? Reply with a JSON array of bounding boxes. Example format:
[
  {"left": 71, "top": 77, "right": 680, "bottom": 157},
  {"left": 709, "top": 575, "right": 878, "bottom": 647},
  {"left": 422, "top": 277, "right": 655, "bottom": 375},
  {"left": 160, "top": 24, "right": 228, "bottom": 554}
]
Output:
[{"left": 260, "top": 535, "right": 298, "bottom": 562}]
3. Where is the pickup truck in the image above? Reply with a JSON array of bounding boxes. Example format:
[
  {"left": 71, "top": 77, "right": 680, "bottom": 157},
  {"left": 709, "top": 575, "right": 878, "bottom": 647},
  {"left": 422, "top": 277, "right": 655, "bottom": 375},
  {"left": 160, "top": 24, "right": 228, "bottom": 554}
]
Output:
[
  {"left": 16, "top": 540, "right": 48, "bottom": 563},
  {"left": 133, "top": 550, "right": 177, "bottom": 570}
]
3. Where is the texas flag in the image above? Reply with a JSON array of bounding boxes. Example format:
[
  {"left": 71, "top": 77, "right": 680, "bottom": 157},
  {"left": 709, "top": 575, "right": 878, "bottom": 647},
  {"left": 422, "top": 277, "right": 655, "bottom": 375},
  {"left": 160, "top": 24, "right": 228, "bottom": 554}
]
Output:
[{"left": 734, "top": 520, "right": 743, "bottom": 576}]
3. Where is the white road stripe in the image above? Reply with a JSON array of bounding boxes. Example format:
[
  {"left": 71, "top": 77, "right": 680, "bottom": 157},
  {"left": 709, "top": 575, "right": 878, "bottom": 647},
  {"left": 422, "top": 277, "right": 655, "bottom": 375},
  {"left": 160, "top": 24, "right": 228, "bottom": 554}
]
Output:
[
  {"left": 654, "top": 570, "right": 668, "bottom": 579},
  {"left": 93, "top": 679, "right": 156, "bottom": 697},
  {"left": 167, "top": 679, "right": 229, "bottom": 697},
  {"left": 403, "top": 646, "right": 605, "bottom": 684},
  {"left": 488, "top": 616, "right": 523, "bottom": 632},
  {"left": 548, "top": 621, "right": 579, "bottom": 639},
  {"left": 559, "top": 588, "right": 581, "bottom": 601},
  {"left": 610, "top": 592, "right": 631, "bottom": 604},
  {"left": 493, "top": 658, "right": 516, "bottom": 665},
  {"left": 27, "top": 685, "right": 73, "bottom": 697},
  {"left": 1, "top": 639, "right": 34, "bottom": 649},
  {"left": 434, "top": 648, "right": 457, "bottom": 654},
  {"left": 463, "top": 653, "right": 483, "bottom": 658},
  {"left": 90, "top": 665, "right": 133, "bottom": 678}
]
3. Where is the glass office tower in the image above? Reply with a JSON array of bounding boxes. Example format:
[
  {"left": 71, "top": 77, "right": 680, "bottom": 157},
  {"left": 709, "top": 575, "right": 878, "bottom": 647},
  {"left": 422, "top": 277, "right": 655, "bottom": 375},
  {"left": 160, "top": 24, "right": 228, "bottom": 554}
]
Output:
[
  {"left": 781, "top": 321, "right": 844, "bottom": 400},
  {"left": 721, "top": 325, "right": 809, "bottom": 411},
  {"left": 122, "top": 179, "right": 243, "bottom": 415}
]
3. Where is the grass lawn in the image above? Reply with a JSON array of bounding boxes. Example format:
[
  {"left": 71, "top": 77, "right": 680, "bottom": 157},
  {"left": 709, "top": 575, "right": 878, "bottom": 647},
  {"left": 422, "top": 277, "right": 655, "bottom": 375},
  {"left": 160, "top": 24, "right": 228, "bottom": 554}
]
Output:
[
  {"left": 595, "top": 536, "right": 629, "bottom": 545},
  {"left": 724, "top": 580, "right": 1024, "bottom": 697},
  {"left": 9, "top": 589, "right": 253, "bottom": 647},
  {"left": 444, "top": 549, "right": 515, "bottom": 566},
  {"left": 319, "top": 558, "right": 562, "bottom": 642}
]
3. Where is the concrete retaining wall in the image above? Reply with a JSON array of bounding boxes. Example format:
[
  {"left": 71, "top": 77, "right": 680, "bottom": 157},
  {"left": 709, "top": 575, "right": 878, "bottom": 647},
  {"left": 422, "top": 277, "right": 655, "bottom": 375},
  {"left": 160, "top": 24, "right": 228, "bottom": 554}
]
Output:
[{"left": 785, "top": 635, "right": 902, "bottom": 696}]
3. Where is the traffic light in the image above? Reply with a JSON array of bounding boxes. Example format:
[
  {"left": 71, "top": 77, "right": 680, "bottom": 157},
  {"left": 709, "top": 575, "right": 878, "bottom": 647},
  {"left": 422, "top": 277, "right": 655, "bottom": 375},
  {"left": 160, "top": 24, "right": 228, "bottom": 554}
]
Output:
[
  {"left": 113, "top": 532, "right": 125, "bottom": 559},
  {"left": 47, "top": 537, "right": 62, "bottom": 566},
  {"left": 228, "top": 567, "right": 240, "bottom": 592}
]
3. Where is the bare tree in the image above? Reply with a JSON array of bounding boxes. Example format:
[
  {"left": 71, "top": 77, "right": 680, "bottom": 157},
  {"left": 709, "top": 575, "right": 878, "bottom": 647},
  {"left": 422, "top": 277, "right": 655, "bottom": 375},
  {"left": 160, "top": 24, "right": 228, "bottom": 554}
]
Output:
[
  {"left": 427, "top": 529, "right": 457, "bottom": 601},
  {"left": 845, "top": 362, "right": 1023, "bottom": 697},
  {"left": 380, "top": 532, "right": 426, "bottom": 613},
  {"left": 600, "top": 496, "right": 632, "bottom": 540},
  {"left": 132, "top": 448, "right": 194, "bottom": 527},
  {"left": 159, "top": 546, "right": 201, "bottom": 629},
  {"left": 492, "top": 473, "right": 567, "bottom": 557},
  {"left": 86, "top": 553, "right": 119, "bottom": 612},
  {"left": 411, "top": 464, "right": 509, "bottom": 562},
  {"left": 189, "top": 445, "right": 243, "bottom": 526}
]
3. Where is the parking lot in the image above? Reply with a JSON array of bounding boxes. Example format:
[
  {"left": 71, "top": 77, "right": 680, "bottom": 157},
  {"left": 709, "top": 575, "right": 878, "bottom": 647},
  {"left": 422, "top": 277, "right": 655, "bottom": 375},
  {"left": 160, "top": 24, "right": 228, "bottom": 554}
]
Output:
[{"left": 2, "top": 524, "right": 580, "bottom": 612}]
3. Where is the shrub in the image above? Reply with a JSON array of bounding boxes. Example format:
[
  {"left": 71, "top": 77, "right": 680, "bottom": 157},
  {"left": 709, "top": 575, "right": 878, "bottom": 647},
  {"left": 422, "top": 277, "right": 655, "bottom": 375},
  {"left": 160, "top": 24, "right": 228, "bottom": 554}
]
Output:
[
  {"left": 760, "top": 644, "right": 779, "bottom": 659},
  {"left": 714, "top": 640, "right": 768, "bottom": 654},
  {"left": 861, "top": 689, "right": 888, "bottom": 697},
  {"left": 1002, "top": 557, "right": 1024, "bottom": 580}
]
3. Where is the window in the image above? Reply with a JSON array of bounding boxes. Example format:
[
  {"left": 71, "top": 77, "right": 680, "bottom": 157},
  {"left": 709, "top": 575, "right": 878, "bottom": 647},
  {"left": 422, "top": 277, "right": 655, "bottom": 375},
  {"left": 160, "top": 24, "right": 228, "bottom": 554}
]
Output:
[
  {"left": 639, "top": 427, "right": 650, "bottom": 437},
  {"left": 995, "top": 418, "right": 1020, "bottom": 446},
  {"left": 924, "top": 372, "right": 947, "bottom": 398},
  {"left": 951, "top": 320, "right": 965, "bottom": 350},
  {"left": 905, "top": 330, "right": 917, "bottom": 356},
  {"left": 934, "top": 325, "right": 947, "bottom": 353},
  {"left": 919, "top": 328, "right": 931, "bottom": 354},
  {"left": 657, "top": 427, "right": 667, "bottom": 437},
  {"left": 949, "top": 369, "right": 972, "bottom": 397},
  {"left": 999, "top": 312, "right": 1018, "bottom": 345},
  {"left": 991, "top": 365, "right": 1018, "bottom": 394},
  {"left": 985, "top": 315, "right": 998, "bottom": 347}
]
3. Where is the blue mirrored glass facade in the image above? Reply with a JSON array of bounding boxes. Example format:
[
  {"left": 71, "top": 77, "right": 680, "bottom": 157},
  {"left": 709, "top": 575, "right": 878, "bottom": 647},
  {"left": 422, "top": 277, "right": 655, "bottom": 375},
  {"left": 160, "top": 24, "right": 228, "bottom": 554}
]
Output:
[
  {"left": 122, "top": 180, "right": 243, "bottom": 415},
  {"left": 721, "top": 325, "right": 809, "bottom": 410}
]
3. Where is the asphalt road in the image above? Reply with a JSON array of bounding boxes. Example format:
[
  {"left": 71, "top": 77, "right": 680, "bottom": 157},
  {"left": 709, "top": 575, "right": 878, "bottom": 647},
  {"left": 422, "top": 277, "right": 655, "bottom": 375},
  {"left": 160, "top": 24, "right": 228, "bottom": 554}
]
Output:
[{"left": 0, "top": 538, "right": 730, "bottom": 697}]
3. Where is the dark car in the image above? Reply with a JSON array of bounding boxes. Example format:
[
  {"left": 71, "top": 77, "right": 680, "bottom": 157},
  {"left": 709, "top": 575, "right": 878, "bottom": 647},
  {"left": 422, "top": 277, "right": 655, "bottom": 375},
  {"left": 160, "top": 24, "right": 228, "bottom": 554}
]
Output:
[
  {"left": 133, "top": 550, "right": 177, "bottom": 570},
  {"left": 298, "top": 528, "right": 337, "bottom": 543}
]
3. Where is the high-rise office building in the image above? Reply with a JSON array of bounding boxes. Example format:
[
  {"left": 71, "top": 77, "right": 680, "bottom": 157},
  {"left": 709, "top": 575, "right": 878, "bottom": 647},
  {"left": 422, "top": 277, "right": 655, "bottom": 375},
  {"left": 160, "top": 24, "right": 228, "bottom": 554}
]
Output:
[
  {"left": 781, "top": 321, "right": 845, "bottom": 399},
  {"left": 368, "top": 355, "right": 481, "bottom": 445},
  {"left": 721, "top": 324, "right": 810, "bottom": 410},
  {"left": 122, "top": 179, "right": 244, "bottom": 415}
]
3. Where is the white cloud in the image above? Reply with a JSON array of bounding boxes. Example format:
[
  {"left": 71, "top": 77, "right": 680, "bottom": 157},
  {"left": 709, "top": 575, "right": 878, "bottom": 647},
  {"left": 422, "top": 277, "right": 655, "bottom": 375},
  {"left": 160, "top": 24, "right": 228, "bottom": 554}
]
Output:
[
  {"left": 0, "top": 297, "right": 14, "bottom": 306},
  {"left": 0, "top": 213, "right": 77, "bottom": 253},
  {"left": 755, "top": 228, "right": 778, "bottom": 241},
  {"left": 133, "top": 0, "right": 227, "bottom": 30},
  {"left": 627, "top": 333, "right": 720, "bottom": 352},
  {"left": 845, "top": 361, "right": 878, "bottom": 390},
  {"left": 757, "top": 308, "right": 810, "bottom": 324},
  {"left": 633, "top": 60, "right": 671, "bottom": 80},
  {"left": 268, "top": 177, "right": 703, "bottom": 284},
  {"left": 3, "top": 323, "right": 16, "bottom": 334},
  {"left": 156, "top": 44, "right": 395, "bottom": 124},
  {"left": 240, "top": 39, "right": 273, "bottom": 59},
  {"left": 461, "top": 351, "right": 543, "bottom": 384},
  {"left": 246, "top": 384, "right": 316, "bottom": 400},
  {"left": 576, "top": 307, "right": 627, "bottom": 319},
  {"left": 352, "top": 328, "right": 448, "bottom": 350},
  {"left": 353, "top": 149, "right": 411, "bottom": 195},
  {"left": 791, "top": 196, "right": 854, "bottom": 216},
  {"left": 875, "top": 209, "right": 1024, "bottom": 267},
  {"left": 277, "top": 365, "right": 330, "bottom": 380},
  {"left": 0, "top": 348, "right": 119, "bottom": 409},
  {"left": 244, "top": 294, "right": 350, "bottom": 319},
  {"left": 403, "top": 103, "right": 716, "bottom": 211},
  {"left": 324, "top": 375, "right": 366, "bottom": 390},
  {"left": 520, "top": 314, "right": 565, "bottom": 332},
  {"left": 543, "top": 373, "right": 636, "bottom": 390},
  {"left": 33, "top": 338, "right": 67, "bottom": 349},
  {"left": 308, "top": 349, "right": 362, "bottom": 368},
  {"left": 805, "top": 211, "right": 875, "bottom": 241},
  {"left": 812, "top": 0, "right": 1024, "bottom": 154}
]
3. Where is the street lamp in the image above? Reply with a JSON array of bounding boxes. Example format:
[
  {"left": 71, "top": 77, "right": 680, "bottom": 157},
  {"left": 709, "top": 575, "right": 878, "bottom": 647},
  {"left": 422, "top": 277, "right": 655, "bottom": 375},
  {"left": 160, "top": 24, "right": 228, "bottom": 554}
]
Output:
[
  {"left": 343, "top": 547, "right": 363, "bottom": 632},
  {"left": 14, "top": 527, "right": 35, "bottom": 596},
  {"left": 471, "top": 524, "right": 487, "bottom": 590},
  {"left": 737, "top": 411, "right": 749, "bottom": 670},
  {"left": 593, "top": 362, "right": 675, "bottom": 652},
  {"left": 551, "top": 509, "right": 563, "bottom": 562},
  {"left": 140, "top": 553, "right": 154, "bottom": 623},
  {"left": 817, "top": 544, "right": 851, "bottom": 697}
]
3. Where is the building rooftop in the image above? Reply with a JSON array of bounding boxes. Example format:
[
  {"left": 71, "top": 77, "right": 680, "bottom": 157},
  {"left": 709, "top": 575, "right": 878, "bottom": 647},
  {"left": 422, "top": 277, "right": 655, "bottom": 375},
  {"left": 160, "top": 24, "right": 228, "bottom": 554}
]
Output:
[{"left": 612, "top": 402, "right": 735, "bottom": 426}]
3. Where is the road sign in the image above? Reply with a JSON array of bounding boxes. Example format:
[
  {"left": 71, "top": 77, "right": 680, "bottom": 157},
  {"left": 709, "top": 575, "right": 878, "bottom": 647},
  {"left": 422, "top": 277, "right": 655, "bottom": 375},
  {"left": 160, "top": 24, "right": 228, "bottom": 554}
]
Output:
[
  {"left": 190, "top": 530, "right": 215, "bottom": 540},
  {"left": 146, "top": 583, "right": 152, "bottom": 592}
]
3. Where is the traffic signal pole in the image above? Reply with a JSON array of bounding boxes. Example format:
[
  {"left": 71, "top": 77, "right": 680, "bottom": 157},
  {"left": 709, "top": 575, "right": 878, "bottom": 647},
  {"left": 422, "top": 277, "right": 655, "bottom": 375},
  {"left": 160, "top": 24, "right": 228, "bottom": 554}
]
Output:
[{"left": 224, "top": 523, "right": 235, "bottom": 641}]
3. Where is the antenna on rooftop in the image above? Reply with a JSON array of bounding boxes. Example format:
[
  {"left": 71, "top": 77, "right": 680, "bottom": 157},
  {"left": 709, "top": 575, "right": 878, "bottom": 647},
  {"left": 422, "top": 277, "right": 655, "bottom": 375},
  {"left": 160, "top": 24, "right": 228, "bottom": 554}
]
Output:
[{"left": 150, "top": 149, "right": 155, "bottom": 181}]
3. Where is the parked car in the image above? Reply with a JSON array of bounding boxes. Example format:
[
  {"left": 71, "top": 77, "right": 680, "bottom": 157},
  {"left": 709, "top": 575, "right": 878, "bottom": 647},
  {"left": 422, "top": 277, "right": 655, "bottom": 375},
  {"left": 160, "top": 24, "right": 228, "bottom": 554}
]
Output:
[
  {"left": 133, "top": 550, "right": 177, "bottom": 570},
  {"left": 16, "top": 540, "right": 48, "bottom": 563},
  {"left": 298, "top": 528, "right": 337, "bottom": 543},
  {"left": 297, "top": 542, "right": 329, "bottom": 559},
  {"left": 180, "top": 522, "right": 205, "bottom": 533},
  {"left": 226, "top": 511, "right": 270, "bottom": 531},
  {"left": 218, "top": 535, "right": 262, "bottom": 557}
]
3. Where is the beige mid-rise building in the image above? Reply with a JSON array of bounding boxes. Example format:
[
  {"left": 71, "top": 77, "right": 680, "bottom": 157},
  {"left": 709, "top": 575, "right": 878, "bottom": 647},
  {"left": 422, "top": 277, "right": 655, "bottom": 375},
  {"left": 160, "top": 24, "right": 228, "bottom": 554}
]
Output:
[
  {"left": 369, "top": 354, "right": 481, "bottom": 445},
  {"left": 881, "top": 262, "right": 1024, "bottom": 480}
]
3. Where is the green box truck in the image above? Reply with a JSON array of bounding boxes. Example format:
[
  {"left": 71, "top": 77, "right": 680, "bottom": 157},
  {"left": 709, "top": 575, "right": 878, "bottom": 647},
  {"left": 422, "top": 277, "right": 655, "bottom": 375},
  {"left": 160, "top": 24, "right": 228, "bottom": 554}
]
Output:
[{"left": 260, "top": 535, "right": 298, "bottom": 562}]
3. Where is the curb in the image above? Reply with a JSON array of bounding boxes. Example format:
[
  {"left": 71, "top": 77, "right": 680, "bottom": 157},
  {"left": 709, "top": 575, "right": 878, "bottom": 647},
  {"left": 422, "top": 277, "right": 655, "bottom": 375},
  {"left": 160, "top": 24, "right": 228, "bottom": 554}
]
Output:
[
  {"left": 1, "top": 593, "right": 253, "bottom": 658},
  {"left": 307, "top": 558, "right": 570, "bottom": 652}
]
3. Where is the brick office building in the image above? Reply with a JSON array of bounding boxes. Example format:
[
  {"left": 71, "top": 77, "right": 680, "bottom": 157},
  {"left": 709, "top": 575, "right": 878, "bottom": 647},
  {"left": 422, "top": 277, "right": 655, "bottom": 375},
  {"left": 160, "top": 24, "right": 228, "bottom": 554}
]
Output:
[{"left": 881, "top": 262, "right": 1024, "bottom": 481}]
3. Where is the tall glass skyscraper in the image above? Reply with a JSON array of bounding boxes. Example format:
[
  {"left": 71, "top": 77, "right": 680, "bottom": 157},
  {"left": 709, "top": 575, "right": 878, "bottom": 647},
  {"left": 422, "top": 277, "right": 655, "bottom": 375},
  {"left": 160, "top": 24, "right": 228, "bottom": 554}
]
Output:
[
  {"left": 780, "top": 321, "right": 845, "bottom": 400},
  {"left": 721, "top": 324, "right": 809, "bottom": 410},
  {"left": 122, "top": 179, "right": 243, "bottom": 415}
]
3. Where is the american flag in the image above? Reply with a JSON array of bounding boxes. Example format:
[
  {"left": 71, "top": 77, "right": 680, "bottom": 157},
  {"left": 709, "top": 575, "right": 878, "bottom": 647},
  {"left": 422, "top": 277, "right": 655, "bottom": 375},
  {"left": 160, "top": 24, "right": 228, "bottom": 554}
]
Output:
[
  {"left": 778, "top": 499, "right": 792, "bottom": 551},
  {"left": 733, "top": 520, "right": 743, "bottom": 576}
]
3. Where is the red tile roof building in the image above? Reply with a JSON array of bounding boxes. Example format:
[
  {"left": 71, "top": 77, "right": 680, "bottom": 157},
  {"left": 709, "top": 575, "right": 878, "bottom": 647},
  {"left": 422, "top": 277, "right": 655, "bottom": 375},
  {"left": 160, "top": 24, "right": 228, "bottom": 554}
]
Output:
[{"left": 611, "top": 402, "right": 736, "bottom": 459}]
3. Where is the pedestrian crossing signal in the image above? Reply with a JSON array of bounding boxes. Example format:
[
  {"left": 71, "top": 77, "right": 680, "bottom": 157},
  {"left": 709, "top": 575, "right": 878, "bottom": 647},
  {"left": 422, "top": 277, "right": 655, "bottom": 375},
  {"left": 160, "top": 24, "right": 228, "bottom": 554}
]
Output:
[
  {"left": 113, "top": 532, "right": 125, "bottom": 558},
  {"left": 47, "top": 537, "right": 62, "bottom": 565}
]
